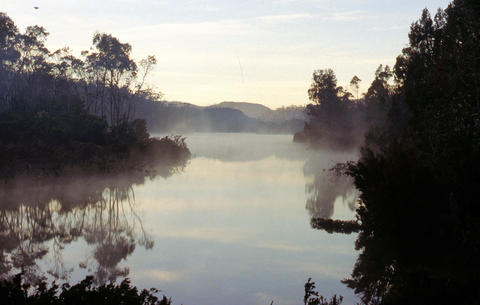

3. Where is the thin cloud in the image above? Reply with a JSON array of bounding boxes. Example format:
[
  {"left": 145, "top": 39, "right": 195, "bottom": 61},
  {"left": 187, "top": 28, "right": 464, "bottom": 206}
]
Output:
[
  {"left": 371, "top": 25, "right": 405, "bottom": 31},
  {"left": 256, "top": 10, "right": 371, "bottom": 24},
  {"left": 186, "top": 0, "right": 221, "bottom": 12},
  {"left": 321, "top": 10, "right": 372, "bottom": 21},
  {"left": 120, "top": 19, "right": 259, "bottom": 37},
  {"left": 143, "top": 269, "right": 182, "bottom": 283},
  {"left": 255, "top": 242, "right": 307, "bottom": 252},
  {"left": 257, "top": 13, "right": 313, "bottom": 23}
]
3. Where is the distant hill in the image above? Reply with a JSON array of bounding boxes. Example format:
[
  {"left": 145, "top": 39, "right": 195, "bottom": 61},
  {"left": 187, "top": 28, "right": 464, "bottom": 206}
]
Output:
[
  {"left": 260, "top": 105, "right": 306, "bottom": 122},
  {"left": 134, "top": 100, "right": 306, "bottom": 135},
  {"left": 212, "top": 102, "right": 273, "bottom": 119},
  {"left": 211, "top": 102, "right": 306, "bottom": 122}
]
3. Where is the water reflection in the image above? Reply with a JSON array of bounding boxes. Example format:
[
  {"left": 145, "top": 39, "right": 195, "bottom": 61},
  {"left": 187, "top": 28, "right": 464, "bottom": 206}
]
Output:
[
  {"left": 186, "top": 132, "right": 358, "bottom": 220},
  {"left": 0, "top": 133, "right": 361, "bottom": 304},
  {"left": 131, "top": 134, "right": 360, "bottom": 305},
  {"left": 0, "top": 162, "right": 186, "bottom": 283},
  {"left": 303, "top": 154, "right": 358, "bottom": 220}
]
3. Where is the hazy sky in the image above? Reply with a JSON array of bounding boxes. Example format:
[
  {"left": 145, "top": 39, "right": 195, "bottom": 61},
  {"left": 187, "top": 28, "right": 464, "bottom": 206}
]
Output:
[{"left": 4, "top": 0, "right": 451, "bottom": 108}]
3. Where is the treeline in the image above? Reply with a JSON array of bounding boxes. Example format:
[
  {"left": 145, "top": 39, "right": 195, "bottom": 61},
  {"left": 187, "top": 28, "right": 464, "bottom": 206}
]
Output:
[
  {"left": 0, "top": 13, "right": 190, "bottom": 175},
  {"left": 308, "top": 0, "right": 480, "bottom": 304},
  {"left": 0, "top": 273, "right": 171, "bottom": 305},
  {"left": 0, "top": 273, "right": 345, "bottom": 305},
  {"left": 294, "top": 64, "right": 407, "bottom": 151}
]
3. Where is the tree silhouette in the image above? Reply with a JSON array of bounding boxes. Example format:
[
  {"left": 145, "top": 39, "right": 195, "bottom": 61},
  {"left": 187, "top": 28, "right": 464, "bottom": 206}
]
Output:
[
  {"left": 294, "top": 69, "right": 361, "bottom": 150},
  {"left": 315, "top": 1, "right": 480, "bottom": 304},
  {"left": 349, "top": 76, "right": 361, "bottom": 100},
  {"left": 0, "top": 13, "right": 191, "bottom": 175}
]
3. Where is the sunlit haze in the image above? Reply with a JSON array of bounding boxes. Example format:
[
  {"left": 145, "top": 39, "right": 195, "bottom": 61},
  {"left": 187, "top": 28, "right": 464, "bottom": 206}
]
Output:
[{"left": 4, "top": 0, "right": 451, "bottom": 108}]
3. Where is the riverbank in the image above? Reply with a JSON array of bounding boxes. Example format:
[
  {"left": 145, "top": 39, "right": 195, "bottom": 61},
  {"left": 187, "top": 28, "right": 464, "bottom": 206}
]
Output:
[{"left": 0, "top": 109, "right": 190, "bottom": 178}]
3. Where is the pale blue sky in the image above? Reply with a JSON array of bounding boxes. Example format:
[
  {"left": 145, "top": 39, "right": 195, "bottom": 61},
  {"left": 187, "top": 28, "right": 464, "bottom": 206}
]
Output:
[{"left": 4, "top": 0, "right": 451, "bottom": 108}]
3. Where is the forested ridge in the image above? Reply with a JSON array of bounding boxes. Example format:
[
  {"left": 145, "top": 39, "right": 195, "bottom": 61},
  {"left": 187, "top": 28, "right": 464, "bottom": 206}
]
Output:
[
  {"left": 0, "top": 13, "right": 190, "bottom": 176},
  {"left": 304, "top": 0, "right": 480, "bottom": 304}
]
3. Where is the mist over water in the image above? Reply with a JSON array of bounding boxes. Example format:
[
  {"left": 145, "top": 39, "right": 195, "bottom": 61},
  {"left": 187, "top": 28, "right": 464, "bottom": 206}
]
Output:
[
  {"left": 177, "top": 132, "right": 308, "bottom": 161},
  {"left": 0, "top": 133, "right": 359, "bottom": 305},
  {"left": 0, "top": 1, "right": 477, "bottom": 302}
]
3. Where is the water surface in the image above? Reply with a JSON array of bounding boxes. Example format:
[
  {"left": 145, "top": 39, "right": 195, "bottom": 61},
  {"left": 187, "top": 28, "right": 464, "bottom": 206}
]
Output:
[{"left": 0, "top": 133, "right": 359, "bottom": 305}]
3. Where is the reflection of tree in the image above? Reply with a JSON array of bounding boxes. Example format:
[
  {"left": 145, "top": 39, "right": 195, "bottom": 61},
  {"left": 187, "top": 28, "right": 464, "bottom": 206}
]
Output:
[
  {"left": 304, "top": 157, "right": 357, "bottom": 220},
  {"left": 0, "top": 164, "right": 183, "bottom": 283}
]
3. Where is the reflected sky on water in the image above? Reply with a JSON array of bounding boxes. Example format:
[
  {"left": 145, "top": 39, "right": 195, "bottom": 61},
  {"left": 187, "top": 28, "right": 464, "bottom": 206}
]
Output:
[{"left": 1, "top": 133, "right": 359, "bottom": 305}]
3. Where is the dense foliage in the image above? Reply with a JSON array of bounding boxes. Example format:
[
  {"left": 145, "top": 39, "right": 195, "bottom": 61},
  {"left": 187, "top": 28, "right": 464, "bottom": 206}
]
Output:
[
  {"left": 294, "top": 69, "right": 362, "bottom": 150},
  {"left": 304, "top": 278, "right": 344, "bottom": 305},
  {"left": 0, "top": 13, "right": 190, "bottom": 176},
  {"left": 0, "top": 273, "right": 171, "bottom": 305},
  {"left": 310, "top": 1, "right": 480, "bottom": 304},
  {"left": 293, "top": 63, "right": 406, "bottom": 151}
]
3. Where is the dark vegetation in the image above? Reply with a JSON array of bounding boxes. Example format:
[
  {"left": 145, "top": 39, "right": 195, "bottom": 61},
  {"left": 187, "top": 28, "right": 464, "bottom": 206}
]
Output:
[
  {"left": 294, "top": 68, "right": 365, "bottom": 150},
  {"left": 308, "top": 0, "right": 480, "bottom": 304},
  {"left": 304, "top": 278, "right": 344, "bottom": 305},
  {"left": 0, "top": 273, "right": 171, "bottom": 305},
  {"left": 0, "top": 13, "right": 191, "bottom": 304},
  {"left": 2, "top": 0, "right": 479, "bottom": 303},
  {"left": 294, "top": 64, "right": 405, "bottom": 151},
  {"left": 2, "top": 273, "right": 338, "bottom": 305},
  {"left": 0, "top": 13, "right": 190, "bottom": 176},
  {"left": 1, "top": 272, "right": 343, "bottom": 305},
  {"left": 310, "top": 218, "right": 359, "bottom": 235}
]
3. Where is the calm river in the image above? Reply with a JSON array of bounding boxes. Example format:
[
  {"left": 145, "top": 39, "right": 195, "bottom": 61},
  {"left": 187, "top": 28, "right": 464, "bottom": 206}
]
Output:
[{"left": 0, "top": 133, "right": 359, "bottom": 305}]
